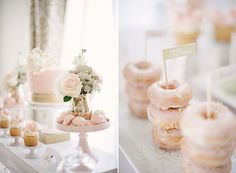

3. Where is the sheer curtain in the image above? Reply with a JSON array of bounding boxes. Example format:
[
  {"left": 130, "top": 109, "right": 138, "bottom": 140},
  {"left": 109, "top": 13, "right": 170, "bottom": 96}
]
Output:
[
  {"left": 61, "top": 0, "right": 117, "bottom": 154},
  {"left": 30, "top": 0, "right": 66, "bottom": 59}
]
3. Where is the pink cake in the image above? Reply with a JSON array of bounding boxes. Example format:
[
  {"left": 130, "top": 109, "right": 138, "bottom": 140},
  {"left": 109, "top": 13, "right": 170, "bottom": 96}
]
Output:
[
  {"left": 28, "top": 48, "right": 63, "bottom": 103},
  {"left": 29, "top": 69, "right": 63, "bottom": 103}
]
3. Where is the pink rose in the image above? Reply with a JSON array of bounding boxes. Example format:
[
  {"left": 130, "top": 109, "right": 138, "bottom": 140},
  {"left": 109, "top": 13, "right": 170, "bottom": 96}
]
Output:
[{"left": 59, "top": 73, "right": 82, "bottom": 97}]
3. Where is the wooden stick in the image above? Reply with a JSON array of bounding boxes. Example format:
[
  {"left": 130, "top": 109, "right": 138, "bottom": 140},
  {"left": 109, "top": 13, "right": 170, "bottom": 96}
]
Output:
[
  {"left": 163, "top": 58, "right": 169, "bottom": 88},
  {"left": 206, "top": 74, "right": 212, "bottom": 118}
]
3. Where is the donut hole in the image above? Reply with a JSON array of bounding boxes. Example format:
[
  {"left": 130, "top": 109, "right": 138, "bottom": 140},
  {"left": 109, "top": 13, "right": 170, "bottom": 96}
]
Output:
[
  {"left": 201, "top": 111, "right": 217, "bottom": 119},
  {"left": 160, "top": 83, "right": 178, "bottom": 90},
  {"left": 134, "top": 61, "right": 151, "bottom": 70}
]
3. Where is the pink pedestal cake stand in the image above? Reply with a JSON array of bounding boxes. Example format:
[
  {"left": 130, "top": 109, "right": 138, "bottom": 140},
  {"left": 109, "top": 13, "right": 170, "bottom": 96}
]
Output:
[{"left": 56, "top": 119, "right": 110, "bottom": 162}]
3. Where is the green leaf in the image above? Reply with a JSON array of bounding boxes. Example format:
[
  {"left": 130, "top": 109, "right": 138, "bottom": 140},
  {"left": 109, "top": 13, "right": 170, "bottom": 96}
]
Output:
[{"left": 63, "top": 96, "right": 72, "bottom": 102}]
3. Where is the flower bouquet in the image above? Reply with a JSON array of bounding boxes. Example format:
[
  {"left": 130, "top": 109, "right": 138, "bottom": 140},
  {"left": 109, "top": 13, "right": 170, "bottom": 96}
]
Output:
[{"left": 56, "top": 49, "right": 108, "bottom": 127}]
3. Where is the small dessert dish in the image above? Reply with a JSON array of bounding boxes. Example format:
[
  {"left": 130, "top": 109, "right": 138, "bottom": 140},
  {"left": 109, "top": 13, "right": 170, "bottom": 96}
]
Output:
[
  {"left": 0, "top": 109, "right": 10, "bottom": 128},
  {"left": 181, "top": 102, "right": 236, "bottom": 172},
  {"left": 10, "top": 117, "right": 22, "bottom": 137},
  {"left": 23, "top": 122, "right": 39, "bottom": 147},
  {"left": 147, "top": 79, "right": 192, "bottom": 149},
  {"left": 28, "top": 48, "right": 63, "bottom": 103},
  {"left": 123, "top": 60, "right": 161, "bottom": 118},
  {"left": 211, "top": 8, "right": 236, "bottom": 42}
]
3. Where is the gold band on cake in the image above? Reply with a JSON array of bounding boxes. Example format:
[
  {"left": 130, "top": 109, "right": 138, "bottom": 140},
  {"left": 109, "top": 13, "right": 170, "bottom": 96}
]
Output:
[{"left": 31, "top": 93, "right": 61, "bottom": 103}]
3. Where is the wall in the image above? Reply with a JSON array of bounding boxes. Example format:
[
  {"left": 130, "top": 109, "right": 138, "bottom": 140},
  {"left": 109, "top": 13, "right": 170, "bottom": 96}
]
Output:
[{"left": 0, "top": 0, "right": 30, "bottom": 93}]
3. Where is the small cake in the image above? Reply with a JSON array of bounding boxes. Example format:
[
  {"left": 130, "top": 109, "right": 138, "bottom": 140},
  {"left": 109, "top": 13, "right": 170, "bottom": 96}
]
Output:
[
  {"left": 147, "top": 79, "right": 192, "bottom": 149},
  {"left": 0, "top": 109, "right": 10, "bottom": 128},
  {"left": 123, "top": 60, "right": 161, "bottom": 118},
  {"left": 23, "top": 122, "right": 39, "bottom": 147},
  {"left": 10, "top": 117, "right": 22, "bottom": 137},
  {"left": 181, "top": 102, "right": 236, "bottom": 173},
  {"left": 211, "top": 8, "right": 236, "bottom": 43},
  {"left": 28, "top": 48, "right": 63, "bottom": 103}
]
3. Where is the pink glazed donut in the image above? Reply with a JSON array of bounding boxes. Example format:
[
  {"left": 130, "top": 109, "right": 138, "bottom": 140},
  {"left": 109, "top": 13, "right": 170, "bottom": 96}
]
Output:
[
  {"left": 181, "top": 102, "right": 236, "bottom": 147},
  {"left": 125, "top": 84, "right": 149, "bottom": 102},
  {"left": 148, "top": 104, "right": 185, "bottom": 129},
  {"left": 182, "top": 153, "right": 232, "bottom": 173},
  {"left": 128, "top": 100, "right": 149, "bottom": 118},
  {"left": 147, "top": 80, "right": 192, "bottom": 110},
  {"left": 152, "top": 126, "right": 182, "bottom": 149},
  {"left": 123, "top": 61, "right": 161, "bottom": 87},
  {"left": 181, "top": 139, "right": 235, "bottom": 168}
]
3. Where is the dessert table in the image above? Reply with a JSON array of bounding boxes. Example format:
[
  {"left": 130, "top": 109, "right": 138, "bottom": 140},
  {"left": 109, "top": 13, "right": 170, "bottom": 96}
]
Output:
[
  {"left": 119, "top": 92, "right": 236, "bottom": 173},
  {"left": 1, "top": 98, "right": 117, "bottom": 173},
  {"left": 0, "top": 133, "right": 117, "bottom": 173}
]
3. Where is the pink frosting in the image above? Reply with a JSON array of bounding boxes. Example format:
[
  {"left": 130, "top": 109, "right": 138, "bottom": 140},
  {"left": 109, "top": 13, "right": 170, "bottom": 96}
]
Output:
[
  {"left": 24, "top": 122, "right": 38, "bottom": 136},
  {"left": 181, "top": 102, "right": 236, "bottom": 147},
  {"left": 148, "top": 104, "right": 184, "bottom": 128},
  {"left": 211, "top": 8, "right": 236, "bottom": 26},
  {"left": 10, "top": 116, "right": 22, "bottom": 127},
  {"left": 0, "top": 109, "right": 9, "bottom": 119},
  {"left": 148, "top": 80, "right": 192, "bottom": 110},
  {"left": 91, "top": 110, "right": 107, "bottom": 124},
  {"left": 29, "top": 69, "right": 63, "bottom": 94},
  {"left": 123, "top": 61, "right": 161, "bottom": 87}
]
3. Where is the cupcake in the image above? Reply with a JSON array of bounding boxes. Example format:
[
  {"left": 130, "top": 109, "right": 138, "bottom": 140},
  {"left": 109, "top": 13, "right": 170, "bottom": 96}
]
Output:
[
  {"left": 10, "top": 117, "right": 22, "bottom": 137},
  {"left": 0, "top": 109, "right": 10, "bottom": 128},
  {"left": 211, "top": 8, "right": 236, "bottom": 42},
  {"left": 169, "top": 1, "right": 202, "bottom": 44},
  {"left": 23, "top": 122, "right": 39, "bottom": 147}
]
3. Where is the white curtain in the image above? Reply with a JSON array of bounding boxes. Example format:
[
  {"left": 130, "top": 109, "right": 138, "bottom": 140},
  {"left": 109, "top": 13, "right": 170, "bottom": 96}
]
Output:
[{"left": 61, "top": 0, "right": 117, "bottom": 155}]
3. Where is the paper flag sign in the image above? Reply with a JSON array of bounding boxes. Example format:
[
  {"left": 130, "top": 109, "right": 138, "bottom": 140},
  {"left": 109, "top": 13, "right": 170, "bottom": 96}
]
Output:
[{"left": 162, "top": 43, "right": 196, "bottom": 60}]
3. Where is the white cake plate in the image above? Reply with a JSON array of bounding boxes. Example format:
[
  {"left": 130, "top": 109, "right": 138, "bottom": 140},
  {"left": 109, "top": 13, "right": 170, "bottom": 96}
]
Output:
[
  {"left": 0, "top": 128, "right": 9, "bottom": 138},
  {"left": 56, "top": 120, "right": 110, "bottom": 162},
  {"left": 22, "top": 143, "right": 43, "bottom": 159},
  {"left": 29, "top": 101, "right": 69, "bottom": 110}
]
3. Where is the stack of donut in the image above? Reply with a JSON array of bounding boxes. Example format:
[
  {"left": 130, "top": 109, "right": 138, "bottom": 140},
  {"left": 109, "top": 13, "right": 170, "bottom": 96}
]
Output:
[
  {"left": 147, "top": 79, "right": 192, "bottom": 149},
  {"left": 123, "top": 61, "right": 161, "bottom": 118},
  {"left": 181, "top": 102, "right": 236, "bottom": 173}
]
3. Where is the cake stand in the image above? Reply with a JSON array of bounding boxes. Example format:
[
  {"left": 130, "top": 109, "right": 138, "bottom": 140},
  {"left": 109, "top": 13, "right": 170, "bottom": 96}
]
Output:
[
  {"left": 9, "top": 136, "right": 21, "bottom": 146},
  {"left": 22, "top": 143, "right": 43, "bottom": 159},
  {"left": 0, "top": 128, "right": 8, "bottom": 138},
  {"left": 56, "top": 120, "right": 110, "bottom": 172}
]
